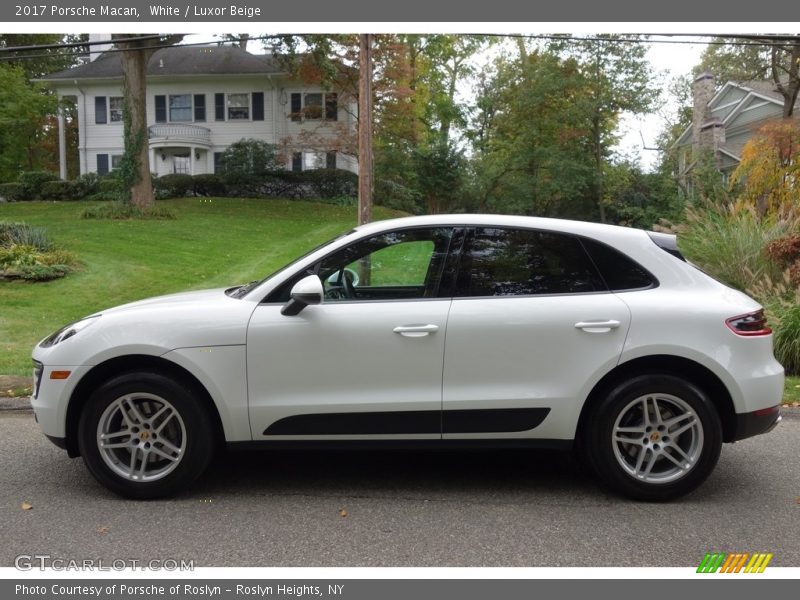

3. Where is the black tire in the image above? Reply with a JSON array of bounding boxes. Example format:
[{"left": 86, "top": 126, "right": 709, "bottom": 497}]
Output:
[
  {"left": 584, "top": 374, "right": 722, "bottom": 502},
  {"left": 77, "top": 371, "right": 216, "bottom": 499}
]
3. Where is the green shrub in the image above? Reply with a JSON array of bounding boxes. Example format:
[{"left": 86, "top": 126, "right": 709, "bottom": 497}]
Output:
[
  {"left": 40, "top": 180, "right": 72, "bottom": 201},
  {"left": 153, "top": 174, "right": 194, "bottom": 199},
  {"left": 86, "top": 179, "right": 119, "bottom": 201},
  {"left": 18, "top": 170, "right": 59, "bottom": 200},
  {"left": 0, "top": 183, "right": 23, "bottom": 202},
  {"left": 220, "top": 139, "right": 280, "bottom": 176},
  {"left": 70, "top": 173, "right": 100, "bottom": 200},
  {"left": 0, "top": 222, "right": 53, "bottom": 251},
  {"left": 678, "top": 202, "right": 800, "bottom": 292},
  {"left": 81, "top": 202, "right": 176, "bottom": 220},
  {"left": 192, "top": 174, "right": 226, "bottom": 197},
  {"left": 0, "top": 223, "right": 77, "bottom": 282},
  {"left": 303, "top": 169, "right": 357, "bottom": 198}
]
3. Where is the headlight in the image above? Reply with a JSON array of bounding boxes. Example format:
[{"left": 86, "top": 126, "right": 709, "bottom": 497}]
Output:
[{"left": 39, "top": 315, "right": 100, "bottom": 348}]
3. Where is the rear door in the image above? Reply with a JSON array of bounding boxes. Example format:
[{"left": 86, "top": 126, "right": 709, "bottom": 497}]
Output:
[{"left": 441, "top": 227, "right": 631, "bottom": 441}]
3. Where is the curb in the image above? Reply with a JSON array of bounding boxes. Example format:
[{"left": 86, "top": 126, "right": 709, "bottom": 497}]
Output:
[{"left": 0, "top": 397, "right": 32, "bottom": 411}]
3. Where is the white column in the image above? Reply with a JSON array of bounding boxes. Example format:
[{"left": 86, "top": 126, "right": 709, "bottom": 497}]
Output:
[{"left": 57, "top": 105, "right": 67, "bottom": 180}]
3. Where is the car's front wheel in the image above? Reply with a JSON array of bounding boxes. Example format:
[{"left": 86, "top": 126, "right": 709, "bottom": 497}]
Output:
[
  {"left": 77, "top": 372, "right": 215, "bottom": 499},
  {"left": 585, "top": 375, "right": 722, "bottom": 501}
]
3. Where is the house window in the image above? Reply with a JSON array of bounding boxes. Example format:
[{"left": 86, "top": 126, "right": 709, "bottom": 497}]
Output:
[
  {"left": 111, "top": 155, "right": 122, "bottom": 170},
  {"left": 227, "top": 93, "right": 250, "bottom": 120},
  {"left": 289, "top": 92, "right": 338, "bottom": 122},
  {"left": 96, "top": 153, "right": 109, "bottom": 175},
  {"left": 169, "top": 94, "right": 192, "bottom": 122},
  {"left": 109, "top": 97, "right": 124, "bottom": 122},
  {"left": 304, "top": 93, "right": 323, "bottom": 120},
  {"left": 291, "top": 152, "right": 302, "bottom": 172},
  {"left": 326, "top": 151, "right": 336, "bottom": 170},
  {"left": 213, "top": 152, "right": 224, "bottom": 174}
]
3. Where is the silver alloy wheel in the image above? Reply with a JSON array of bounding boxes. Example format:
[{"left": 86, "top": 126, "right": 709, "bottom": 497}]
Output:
[
  {"left": 611, "top": 393, "right": 704, "bottom": 484},
  {"left": 96, "top": 393, "right": 187, "bottom": 482}
]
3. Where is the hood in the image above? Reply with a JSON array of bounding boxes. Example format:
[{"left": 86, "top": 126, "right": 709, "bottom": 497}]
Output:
[{"left": 100, "top": 287, "right": 233, "bottom": 315}]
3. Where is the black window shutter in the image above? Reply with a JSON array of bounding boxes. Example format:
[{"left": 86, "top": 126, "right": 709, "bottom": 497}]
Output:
[
  {"left": 154, "top": 95, "right": 167, "bottom": 123},
  {"left": 290, "top": 93, "right": 301, "bottom": 122},
  {"left": 94, "top": 97, "right": 107, "bottom": 124},
  {"left": 214, "top": 93, "right": 225, "bottom": 121},
  {"left": 96, "top": 154, "right": 109, "bottom": 175},
  {"left": 326, "top": 151, "right": 336, "bottom": 169},
  {"left": 325, "top": 92, "right": 338, "bottom": 120},
  {"left": 252, "top": 92, "right": 264, "bottom": 121},
  {"left": 194, "top": 94, "right": 206, "bottom": 121}
]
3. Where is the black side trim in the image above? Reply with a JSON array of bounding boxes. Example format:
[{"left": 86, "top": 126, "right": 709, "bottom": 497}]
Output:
[
  {"left": 732, "top": 407, "right": 781, "bottom": 442},
  {"left": 266, "top": 410, "right": 440, "bottom": 435},
  {"left": 231, "top": 438, "right": 573, "bottom": 452},
  {"left": 443, "top": 408, "right": 550, "bottom": 433},
  {"left": 263, "top": 408, "right": 551, "bottom": 436}
]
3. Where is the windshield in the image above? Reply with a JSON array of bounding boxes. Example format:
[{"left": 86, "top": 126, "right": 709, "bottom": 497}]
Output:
[{"left": 226, "top": 228, "right": 357, "bottom": 299}]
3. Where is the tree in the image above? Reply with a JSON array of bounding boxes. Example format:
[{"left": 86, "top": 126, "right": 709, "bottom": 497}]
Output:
[
  {"left": 0, "top": 34, "right": 88, "bottom": 80},
  {"left": 730, "top": 120, "right": 800, "bottom": 213},
  {"left": 0, "top": 64, "right": 57, "bottom": 181},
  {"left": 550, "top": 35, "right": 658, "bottom": 222},
  {"left": 112, "top": 34, "right": 183, "bottom": 210}
]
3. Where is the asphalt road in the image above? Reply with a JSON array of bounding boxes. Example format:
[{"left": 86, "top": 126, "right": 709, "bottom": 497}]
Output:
[{"left": 1, "top": 409, "right": 798, "bottom": 567}]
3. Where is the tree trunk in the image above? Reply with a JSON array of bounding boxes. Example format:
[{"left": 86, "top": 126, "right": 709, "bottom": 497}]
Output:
[
  {"left": 114, "top": 35, "right": 182, "bottom": 211},
  {"left": 358, "top": 34, "right": 374, "bottom": 226},
  {"left": 771, "top": 42, "right": 800, "bottom": 118},
  {"left": 593, "top": 116, "right": 606, "bottom": 223},
  {"left": 119, "top": 46, "right": 154, "bottom": 210}
]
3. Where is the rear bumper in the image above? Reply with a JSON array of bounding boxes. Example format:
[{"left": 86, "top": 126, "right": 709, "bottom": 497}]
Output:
[{"left": 731, "top": 406, "right": 782, "bottom": 442}]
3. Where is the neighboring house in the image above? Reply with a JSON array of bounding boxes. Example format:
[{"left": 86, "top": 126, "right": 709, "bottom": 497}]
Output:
[
  {"left": 674, "top": 72, "right": 799, "bottom": 185},
  {"left": 37, "top": 43, "right": 358, "bottom": 179}
]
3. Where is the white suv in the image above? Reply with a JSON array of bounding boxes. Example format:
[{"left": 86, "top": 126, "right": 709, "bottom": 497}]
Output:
[{"left": 31, "top": 215, "right": 784, "bottom": 500}]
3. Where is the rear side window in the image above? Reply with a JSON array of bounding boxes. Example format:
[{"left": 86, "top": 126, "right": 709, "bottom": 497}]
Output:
[
  {"left": 454, "top": 228, "right": 605, "bottom": 297},
  {"left": 580, "top": 237, "right": 656, "bottom": 291}
]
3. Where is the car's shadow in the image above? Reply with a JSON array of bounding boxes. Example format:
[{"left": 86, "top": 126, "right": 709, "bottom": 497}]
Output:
[{"left": 192, "top": 447, "right": 610, "bottom": 504}]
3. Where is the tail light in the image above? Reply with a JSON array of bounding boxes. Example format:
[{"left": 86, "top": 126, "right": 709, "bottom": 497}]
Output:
[{"left": 726, "top": 309, "right": 772, "bottom": 336}]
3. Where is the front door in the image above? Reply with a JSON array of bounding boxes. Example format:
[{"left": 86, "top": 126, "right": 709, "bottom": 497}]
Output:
[{"left": 246, "top": 227, "right": 455, "bottom": 440}]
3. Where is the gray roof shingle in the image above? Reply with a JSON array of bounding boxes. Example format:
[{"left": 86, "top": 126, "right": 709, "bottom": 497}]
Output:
[{"left": 42, "top": 45, "right": 286, "bottom": 81}]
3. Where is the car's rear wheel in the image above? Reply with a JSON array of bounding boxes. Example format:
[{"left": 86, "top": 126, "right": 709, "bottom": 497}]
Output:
[
  {"left": 585, "top": 374, "right": 722, "bottom": 501},
  {"left": 78, "top": 372, "right": 215, "bottom": 499}
]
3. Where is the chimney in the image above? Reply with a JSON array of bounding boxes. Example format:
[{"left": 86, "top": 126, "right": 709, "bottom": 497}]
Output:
[
  {"left": 692, "top": 72, "right": 715, "bottom": 151},
  {"left": 88, "top": 33, "right": 113, "bottom": 62}
]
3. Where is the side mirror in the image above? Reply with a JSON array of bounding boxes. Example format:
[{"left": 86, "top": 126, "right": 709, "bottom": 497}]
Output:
[{"left": 281, "top": 274, "right": 323, "bottom": 316}]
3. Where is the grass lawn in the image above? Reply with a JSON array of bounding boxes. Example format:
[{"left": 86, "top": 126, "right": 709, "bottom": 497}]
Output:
[{"left": 0, "top": 198, "right": 405, "bottom": 375}]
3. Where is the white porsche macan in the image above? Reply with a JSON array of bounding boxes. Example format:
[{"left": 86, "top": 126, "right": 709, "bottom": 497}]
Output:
[{"left": 31, "top": 214, "right": 783, "bottom": 501}]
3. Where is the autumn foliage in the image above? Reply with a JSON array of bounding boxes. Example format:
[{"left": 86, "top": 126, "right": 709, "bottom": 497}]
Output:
[{"left": 730, "top": 119, "right": 800, "bottom": 213}]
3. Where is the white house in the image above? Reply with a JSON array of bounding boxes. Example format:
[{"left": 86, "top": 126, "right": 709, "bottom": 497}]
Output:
[{"left": 38, "top": 44, "right": 358, "bottom": 179}]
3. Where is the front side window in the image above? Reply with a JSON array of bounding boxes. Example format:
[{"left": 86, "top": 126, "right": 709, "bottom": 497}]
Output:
[
  {"left": 304, "top": 93, "right": 323, "bottom": 119},
  {"left": 109, "top": 97, "right": 124, "bottom": 122},
  {"left": 267, "top": 228, "right": 453, "bottom": 303},
  {"left": 169, "top": 94, "right": 192, "bottom": 122},
  {"left": 454, "top": 228, "right": 605, "bottom": 297},
  {"left": 227, "top": 93, "right": 250, "bottom": 120}
]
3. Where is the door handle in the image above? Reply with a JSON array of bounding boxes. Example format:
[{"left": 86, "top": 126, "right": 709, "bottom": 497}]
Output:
[
  {"left": 393, "top": 324, "right": 439, "bottom": 337},
  {"left": 574, "top": 320, "right": 621, "bottom": 333}
]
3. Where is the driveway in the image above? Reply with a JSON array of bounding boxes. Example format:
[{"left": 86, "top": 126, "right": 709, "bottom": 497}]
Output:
[{"left": 1, "top": 409, "right": 798, "bottom": 567}]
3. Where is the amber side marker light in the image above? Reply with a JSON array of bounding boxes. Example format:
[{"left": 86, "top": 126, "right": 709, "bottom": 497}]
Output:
[{"left": 49, "top": 371, "right": 71, "bottom": 380}]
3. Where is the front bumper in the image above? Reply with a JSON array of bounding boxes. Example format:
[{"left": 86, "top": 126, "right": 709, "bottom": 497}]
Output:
[{"left": 731, "top": 405, "right": 782, "bottom": 442}]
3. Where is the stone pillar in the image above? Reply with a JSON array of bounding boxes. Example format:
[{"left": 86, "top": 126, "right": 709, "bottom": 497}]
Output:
[{"left": 692, "top": 72, "right": 715, "bottom": 152}]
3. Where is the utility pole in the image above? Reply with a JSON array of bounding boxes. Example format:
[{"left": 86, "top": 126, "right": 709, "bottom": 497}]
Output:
[{"left": 357, "top": 34, "right": 374, "bottom": 226}]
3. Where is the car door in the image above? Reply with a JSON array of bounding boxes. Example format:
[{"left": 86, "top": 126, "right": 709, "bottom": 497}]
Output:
[
  {"left": 441, "top": 227, "right": 631, "bottom": 442},
  {"left": 246, "top": 226, "right": 456, "bottom": 440}
]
